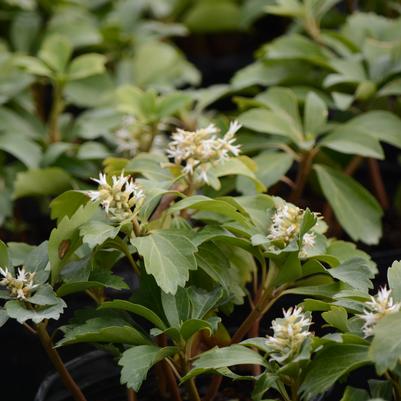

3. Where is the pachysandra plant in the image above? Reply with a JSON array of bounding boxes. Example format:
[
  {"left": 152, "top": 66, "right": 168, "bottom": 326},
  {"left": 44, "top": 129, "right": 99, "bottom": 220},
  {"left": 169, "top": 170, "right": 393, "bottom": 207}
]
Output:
[{"left": 3, "top": 2, "right": 401, "bottom": 401}]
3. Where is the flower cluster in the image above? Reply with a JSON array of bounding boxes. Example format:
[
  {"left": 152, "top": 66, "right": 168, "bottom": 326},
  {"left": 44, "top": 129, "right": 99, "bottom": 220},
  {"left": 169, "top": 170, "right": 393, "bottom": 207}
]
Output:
[
  {"left": 265, "top": 307, "right": 313, "bottom": 364},
  {"left": 360, "top": 286, "right": 401, "bottom": 337},
  {"left": 166, "top": 121, "right": 241, "bottom": 183},
  {"left": 88, "top": 172, "right": 145, "bottom": 222},
  {"left": 268, "top": 203, "right": 317, "bottom": 256},
  {"left": 114, "top": 115, "right": 140, "bottom": 156},
  {"left": 0, "top": 266, "right": 36, "bottom": 300}
]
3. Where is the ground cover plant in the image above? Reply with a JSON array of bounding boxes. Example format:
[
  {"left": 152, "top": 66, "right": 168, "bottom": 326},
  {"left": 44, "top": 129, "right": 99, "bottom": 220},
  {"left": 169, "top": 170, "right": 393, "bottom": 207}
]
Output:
[{"left": 2, "top": 1, "right": 401, "bottom": 401}]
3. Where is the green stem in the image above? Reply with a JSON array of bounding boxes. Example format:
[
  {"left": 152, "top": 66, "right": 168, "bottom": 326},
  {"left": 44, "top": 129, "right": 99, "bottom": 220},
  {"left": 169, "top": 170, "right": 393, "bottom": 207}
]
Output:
[
  {"left": 48, "top": 81, "right": 64, "bottom": 143},
  {"left": 36, "top": 322, "right": 88, "bottom": 401}
]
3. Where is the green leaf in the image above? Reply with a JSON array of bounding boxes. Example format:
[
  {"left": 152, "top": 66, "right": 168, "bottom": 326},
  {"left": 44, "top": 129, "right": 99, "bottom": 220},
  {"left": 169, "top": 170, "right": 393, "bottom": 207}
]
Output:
[
  {"left": 57, "top": 268, "right": 128, "bottom": 297},
  {"left": 304, "top": 92, "right": 328, "bottom": 137},
  {"left": 13, "top": 168, "right": 72, "bottom": 199},
  {"left": 328, "top": 258, "right": 373, "bottom": 292},
  {"left": 320, "top": 128, "right": 384, "bottom": 159},
  {"left": 0, "top": 132, "right": 42, "bottom": 168},
  {"left": 80, "top": 221, "right": 119, "bottom": 249},
  {"left": 50, "top": 191, "right": 89, "bottom": 223},
  {"left": 183, "top": 345, "right": 267, "bottom": 382},
  {"left": 239, "top": 108, "right": 301, "bottom": 142},
  {"left": 126, "top": 153, "right": 173, "bottom": 181},
  {"left": 169, "top": 196, "right": 250, "bottom": 226},
  {"left": 388, "top": 261, "right": 401, "bottom": 302},
  {"left": 131, "top": 230, "right": 198, "bottom": 294},
  {"left": 340, "top": 386, "right": 370, "bottom": 401},
  {"left": 57, "top": 315, "right": 151, "bottom": 347},
  {"left": 180, "top": 318, "right": 217, "bottom": 341},
  {"left": 252, "top": 371, "right": 279, "bottom": 401},
  {"left": 252, "top": 150, "right": 293, "bottom": 188},
  {"left": 48, "top": 202, "right": 98, "bottom": 284},
  {"left": 183, "top": 1, "right": 241, "bottom": 32},
  {"left": 314, "top": 165, "right": 382, "bottom": 244},
  {"left": 120, "top": 345, "right": 178, "bottom": 391},
  {"left": 0, "top": 308, "right": 8, "bottom": 328},
  {"left": 369, "top": 311, "right": 401, "bottom": 374},
  {"left": 38, "top": 34, "right": 72, "bottom": 73},
  {"left": 0, "top": 240, "right": 9, "bottom": 268},
  {"left": 5, "top": 297, "right": 66, "bottom": 324},
  {"left": 342, "top": 111, "right": 401, "bottom": 149},
  {"left": 300, "top": 344, "right": 370, "bottom": 398},
  {"left": 99, "top": 300, "right": 166, "bottom": 330},
  {"left": 68, "top": 54, "right": 106, "bottom": 80},
  {"left": 322, "top": 306, "right": 349, "bottom": 332}
]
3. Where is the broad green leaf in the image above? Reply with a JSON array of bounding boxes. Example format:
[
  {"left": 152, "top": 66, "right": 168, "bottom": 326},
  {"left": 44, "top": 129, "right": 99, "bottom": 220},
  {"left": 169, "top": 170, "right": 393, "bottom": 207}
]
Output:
[
  {"left": 304, "top": 92, "right": 328, "bottom": 136},
  {"left": 57, "top": 316, "right": 151, "bottom": 347},
  {"left": 11, "top": 11, "right": 41, "bottom": 53},
  {"left": 314, "top": 165, "right": 382, "bottom": 244},
  {"left": 300, "top": 344, "right": 370, "bottom": 398},
  {"left": 322, "top": 306, "right": 349, "bottom": 332},
  {"left": 340, "top": 386, "right": 370, "bottom": 401},
  {"left": 99, "top": 300, "right": 166, "bottom": 330},
  {"left": 68, "top": 54, "right": 106, "bottom": 80},
  {"left": 180, "top": 318, "right": 217, "bottom": 340},
  {"left": 6, "top": 297, "right": 66, "bottom": 324},
  {"left": 131, "top": 230, "right": 198, "bottom": 294},
  {"left": 209, "top": 157, "right": 266, "bottom": 192},
  {"left": 38, "top": 34, "right": 72, "bottom": 73},
  {"left": 328, "top": 258, "right": 373, "bottom": 292},
  {"left": 0, "top": 132, "right": 41, "bottom": 168},
  {"left": 157, "top": 92, "right": 192, "bottom": 118},
  {"left": 239, "top": 108, "right": 301, "bottom": 142},
  {"left": 341, "top": 111, "right": 401, "bottom": 149},
  {"left": 80, "top": 221, "right": 119, "bottom": 249},
  {"left": 251, "top": 150, "right": 293, "bottom": 188},
  {"left": 183, "top": 345, "right": 267, "bottom": 382},
  {"left": 252, "top": 371, "right": 279, "bottom": 401},
  {"left": 13, "top": 168, "right": 72, "bottom": 199},
  {"left": 388, "top": 261, "right": 401, "bottom": 302},
  {"left": 50, "top": 191, "right": 89, "bottom": 223},
  {"left": 120, "top": 345, "right": 178, "bottom": 391},
  {"left": 369, "top": 311, "right": 401, "bottom": 374},
  {"left": 320, "top": 128, "right": 384, "bottom": 159},
  {"left": 0, "top": 240, "right": 9, "bottom": 267},
  {"left": 169, "top": 196, "right": 250, "bottom": 225},
  {"left": 183, "top": 1, "right": 241, "bottom": 32},
  {"left": 48, "top": 202, "right": 98, "bottom": 284},
  {"left": 57, "top": 268, "right": 128, "bottom": 297},
  {"left": 0, "top": 308, "right": 8, "bottom": 328},
  {"left": 126, "top": 153, "right": 173, "bottom": 181}
]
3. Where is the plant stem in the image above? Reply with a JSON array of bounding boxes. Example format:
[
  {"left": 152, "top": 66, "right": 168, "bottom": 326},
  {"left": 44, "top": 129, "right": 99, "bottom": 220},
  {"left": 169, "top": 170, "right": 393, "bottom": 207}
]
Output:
[
  {"left": 367, "top": 158, "right": 389, "bottom": 209},
  {"left": 289, "top": 149, "right": 318, "bottom": 204},
  {"left": 181, "top": 341, "right": 201, "bottom": 401},
  {"left": 162, "top": 359, "right": 183, "bottom": 401},
  {"left": 48, "top": 81, "right": 64, "bottom": 143},
  {"left": 36, "top": 321, "right": 88, "bottom": 401},
  {"left": 385, "top": 372, "right": 401, "bottom": 401},
  {"left": 127, "top": 388, "right": 137, "bottom": 401}
]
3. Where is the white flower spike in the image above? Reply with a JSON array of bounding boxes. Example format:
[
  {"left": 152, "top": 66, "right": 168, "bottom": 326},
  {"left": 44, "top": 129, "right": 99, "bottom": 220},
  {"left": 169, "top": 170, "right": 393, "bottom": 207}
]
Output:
[
  {"left": 166, "top": 121, "right": 241, "bottom": 184},
  {"left": 265, "top": 306, "right": 313, "bottom": 364},
  {"left": 0, "top": 266, "right": 36, "bottom": 300},
  {"left": 360, "top": 286, "right": 401, "bottom": 337},
  {"left": 87, "top": 172, "right": 145, "bottom": 222}
]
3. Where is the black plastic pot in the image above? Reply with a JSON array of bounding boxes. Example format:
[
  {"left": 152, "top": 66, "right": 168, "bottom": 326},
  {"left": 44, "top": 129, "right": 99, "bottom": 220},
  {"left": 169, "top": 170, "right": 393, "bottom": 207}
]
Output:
[{"left": 34, "top": 351, "right": 126, "bottom": 401}]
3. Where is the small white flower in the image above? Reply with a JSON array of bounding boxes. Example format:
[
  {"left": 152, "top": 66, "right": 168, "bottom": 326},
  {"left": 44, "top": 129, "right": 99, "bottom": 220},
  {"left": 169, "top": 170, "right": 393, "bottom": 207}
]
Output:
[
  {"left": 0, "top": 266, "right": 36, "bottom": 300},
  {"left": 265, "top": 307, "right": 313, "bottom": 364},
  {"left": 268, "top": 204, "right": 303, "bottom": 244},
  {"left": 87, "top": 172, "right": 145, "bottom": 222},
  {"left": 299, "top": 232, "right": 316, "bottom": 259},
  {"left": 166, "top": 121, "right": 241, "bottom": 184},
  {"left": 360, "top": 286, "right": 401, "bottom": 337}
]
